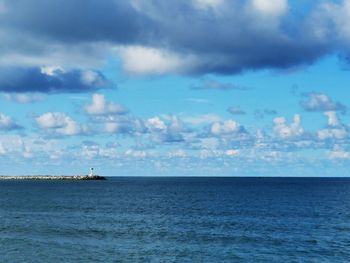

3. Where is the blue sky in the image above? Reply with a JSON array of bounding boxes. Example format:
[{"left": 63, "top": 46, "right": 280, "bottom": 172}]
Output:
[{"left": 0, "top": 0, "right": 350, "bottom": 176}]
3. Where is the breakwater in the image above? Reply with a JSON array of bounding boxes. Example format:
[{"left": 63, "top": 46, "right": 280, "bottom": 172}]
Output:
[{"left": 0, "top": 175, "right": 106, "bottom": 180}]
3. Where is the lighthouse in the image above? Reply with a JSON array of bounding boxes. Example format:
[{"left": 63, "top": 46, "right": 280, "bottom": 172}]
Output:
[{"left": 89, "top": 167, "right": 94, "bottom": 177}]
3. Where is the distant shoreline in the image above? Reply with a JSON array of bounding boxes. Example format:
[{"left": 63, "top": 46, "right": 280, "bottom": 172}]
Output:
[{"left": 0, "top": 175, "right": 106, "bottom": 180}]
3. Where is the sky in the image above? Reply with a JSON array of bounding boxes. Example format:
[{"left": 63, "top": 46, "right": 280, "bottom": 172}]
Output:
[{"left": 0, "top": 0, "right": 350, "bottom": 176}]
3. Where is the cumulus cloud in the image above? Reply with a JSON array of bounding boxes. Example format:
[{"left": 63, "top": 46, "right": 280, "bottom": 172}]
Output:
[
  {"left": 0, "top": 67, "right": 111, "bottom": 93},
  {"left": 273, "top": 114, "right": 304, "bottom": 139},
  {"left": 300, "top": 92, "right": 346, "bottom": 112},
  {"left": 35, "top": 112, "right": 86, "bottom": 136},
  {"left": 317, "top": 111, "right": 348, "bottom": 140},
  {"left": 324, "top": 111, "right": 340, "bottom": 126},
  {"left": 211, "top": 120, "right": 245, "bottom": 136},
  {"left": 0, "top": 113, "right": 22, "bottom": 131},
  {"left": 145, "top": 115, "right": 185, "bottom": 143},
  {"left": 101, "top": 115, "right": 146, "bottom": 135},
  {"left": 84, "top": 93, "right": 127, "bottom": 115},
  {"left": 318, "top": 128, "right": 347, "bottom": 140}
]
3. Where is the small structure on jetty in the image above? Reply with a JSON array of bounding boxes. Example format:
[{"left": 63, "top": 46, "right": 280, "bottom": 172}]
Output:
[{"left": 89, "top": 167, "right": 94, "bottom": 177}]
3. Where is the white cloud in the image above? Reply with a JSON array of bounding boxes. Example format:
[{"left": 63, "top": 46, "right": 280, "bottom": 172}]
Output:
[
  {"left": 301, "top": 93, "right": 346, "bottom": 112},
  {"left": 211, "top": 120, "right": 243, "bottom": 136},
  {"left": 118, "top": 46, "right": 196, "bottom": 75},
  {"left": 0, "top": 113, "right": 21, "bottom": 130},
  {"left": 84, "top": 93, "right": 126, "bottom": 115},
  {"left": 0, "top": 134, "right": 63, "bottom": 162},
  {"left": 201, "top": 137, "right": 220, "bottom": 149},
  {"left": 168, "top": 149, "right": 187, "bottom": 158},
  {"left": 3, "top": 92, "right": 45, "bottom": 103},
  {"left": 183, "top": 114, "right": 221, "bottom": 126},
  {"left": 145, "top": 115, "right": 185, "bottom": 143},
  {"left": 324, "top": 111, "right": 340, "bottom": 126},
  {"left": 125, "top": 149, "right": 147, "bottom": 158},
  {"left": 318, "top": 127, "right": 347, "bottom": 140},
  {"left": 251, "top": 0, "right": 288, "bottom": 16},
  {"left": 329, "top": 150, "right": 350, "bottom": 160},
  {"left": 225, "top": 149, "right": 239, "bottom": 157},
  {"left": 104, "top": 121, "right": 130, "bottom": 134},
  {"left": 146, "top": 117, "right": 167, "bottom": 131},
  {"left": 317, "top": 111, "right": 348, "bottom": 140},
  {"left": 0, "top": 142, "right": 6, "bottom": 155},
  {"left": 36, "top": 112, "right": 84, "bottom": 136},
  {"left": 273, "top": 114, "right": 304, "bottom": 139}
]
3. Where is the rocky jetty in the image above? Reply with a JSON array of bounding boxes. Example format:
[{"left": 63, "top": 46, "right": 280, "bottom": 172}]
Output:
[{"left": 0, "top": 175, "right": 106, "bottom": 180}]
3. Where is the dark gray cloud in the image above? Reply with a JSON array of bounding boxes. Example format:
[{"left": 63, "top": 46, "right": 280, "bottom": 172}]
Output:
[
  {"left": 0, "top": 0, "right": 348, "bottom": 75},
  {"left": 0, "top": 67, "right": 111, "bottom": 93},
  {"left": 0, "top": 0, "right": 153, "bottom": 44},
  {"left": 300, "top": 92, "right": 346, "bottom": 113}
]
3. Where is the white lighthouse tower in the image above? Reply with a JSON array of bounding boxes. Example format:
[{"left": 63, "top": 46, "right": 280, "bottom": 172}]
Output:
[{"left": 89, "top": 167, "right": 94, "bottom": 177}]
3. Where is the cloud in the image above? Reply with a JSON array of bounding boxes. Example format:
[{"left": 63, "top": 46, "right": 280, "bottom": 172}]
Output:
[
  {"left": 211, "top": 120, "right": 245, "bottom": 136},
  {"left": 191, "top": 79, "right": 248, "bottom": 91},
  {"left": 0, "top": 113, "right": 22, "bottom": 131},
  {"left": 227, "top": 106, "right": 246, "bottom": 115},
  {"left": 317, "top": 111, "right": 348, "bottom": 140},
  {"left": 0, "top": 67, "right": 111, "bottom": 93},
  {"left": 118, "top": 46, "right": 196, "bottom": 75},
  {"left": 254, "top": 109, "right": 278, "bottom": 119},
  {"left": 251, "top": 0, "right": 288, "bottom": 17},
  {"left": 3, "top": 92, "right": 45, "bottom": 103},
  {"left": 84, "top": 93, "right": 127, "bottom": 115},
  {"left": 125, "top": 149, "right": 147, "bottom": 158},
  {"left": 182, "top": 114, "right": 221, "bottom": 125},
  {"left": 0, "top": 142, "right": 6, "bottom": 155},
  {"left": 273, "top": 114, "right": 304, "bottom": 139},
  {"left": 1, "top": 0, "right": 347, "bottom": 76},
  {"left": 145, "top": 115, "right": 185, "bottom": 143},
  {"left": 318, "top": 128, "right": 348, "bottom": 140},
  {"left": 35, "top": 112, "right": 86, "bottom": 136},
  {"left": 104, "top": 118, "right": 137, "bottom": 134},
  {"left": 225, "top": 149, "right": 240, "bottom": 157},
  {"left": 192, "top": 0, "right": 224, "bottom": 11},
  {"left": 329, "top": 149, "right": 350, "bottom": 159},
  {"left": 300, "top": 92, "right": 346, "bottom": 112},
  {"left": 324, "top": 111, "right": 340, "bottom": 126}
]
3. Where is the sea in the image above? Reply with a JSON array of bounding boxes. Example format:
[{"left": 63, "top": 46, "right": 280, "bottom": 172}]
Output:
[{"left": 1, "top": 177, "right": 350, "bottom": 262}]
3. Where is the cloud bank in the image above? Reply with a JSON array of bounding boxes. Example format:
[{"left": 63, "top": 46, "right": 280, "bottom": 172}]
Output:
[{"left": 1, "top": 0, "right": 350, "bottom": 78}]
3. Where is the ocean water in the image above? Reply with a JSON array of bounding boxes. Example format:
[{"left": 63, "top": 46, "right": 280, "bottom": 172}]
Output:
[{"left": 1, "top": 177, "right": 350, "bottom": 262}]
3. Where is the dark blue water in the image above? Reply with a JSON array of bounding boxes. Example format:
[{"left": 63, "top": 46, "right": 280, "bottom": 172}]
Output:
[{"left": 1, "top": 177, "right": 350, "bottom": 262}]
